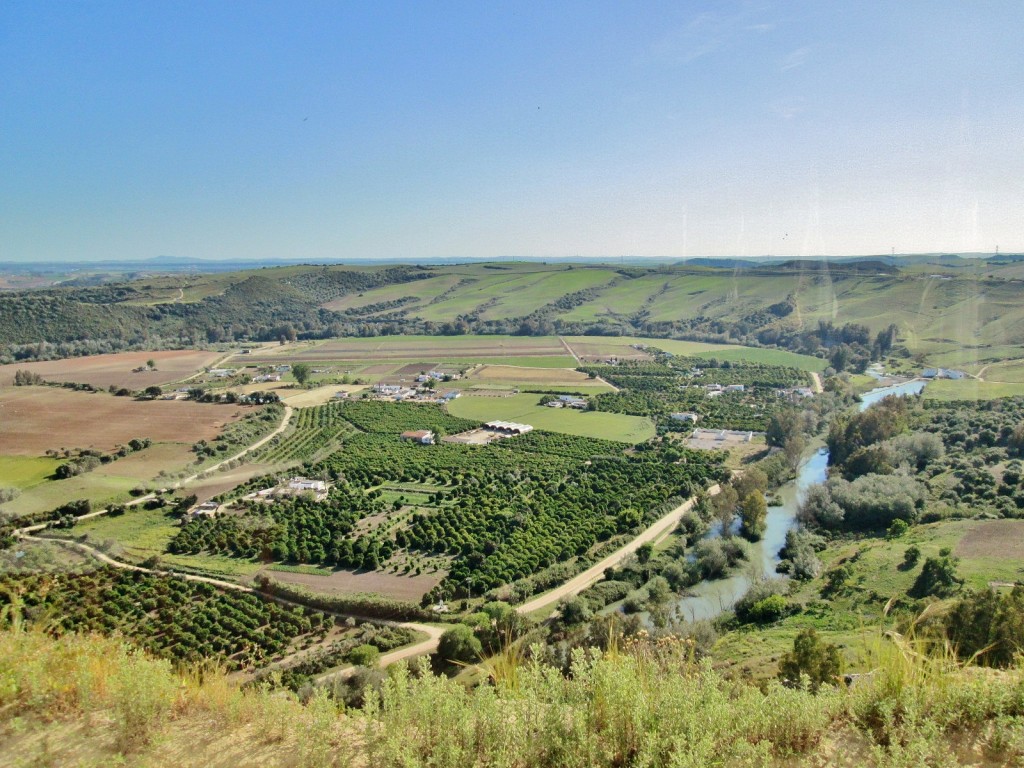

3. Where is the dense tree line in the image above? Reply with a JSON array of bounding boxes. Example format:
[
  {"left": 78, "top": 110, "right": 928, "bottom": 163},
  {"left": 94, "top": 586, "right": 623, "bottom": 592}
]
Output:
[
  {"left": 0, "top": 567, "right": 335, "bottom": 670},
  {"left": 580, "top": 355, "right": 811, "bottom": 431},
  {"left": 166, "top": 401, "right": 728, "bottom": 602}
]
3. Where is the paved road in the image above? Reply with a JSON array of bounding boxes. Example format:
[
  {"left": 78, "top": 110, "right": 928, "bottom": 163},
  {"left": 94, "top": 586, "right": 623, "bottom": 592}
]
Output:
[{"left": 516, "top": 483, "right": 723, "bottom": 616}]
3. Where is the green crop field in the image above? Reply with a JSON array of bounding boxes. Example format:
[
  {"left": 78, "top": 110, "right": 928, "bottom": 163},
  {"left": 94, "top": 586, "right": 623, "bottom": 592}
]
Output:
[
  {"left": 0, "top": 456, "right": 60, "bottom": 491},
  {"left": 321, "top": 273, "right": 464, "bottom": 313},
  {"left": 234, "top": 334, "right": 569, "bottom": 363},
  {"left": 446, "top": 393, "right": 655, "bottom": 443},
  {"left": 979, "top": 359, "right": 1024, "bottom": 383},
  {"left": 923, "top": 379, "right": 1024, "bottom": 401},
  {"left": 414, "top": 268, "right": 621, "bottom": 323},
  {"left": 1, "top": 473, "right": 140, "bottom": 519},
  {"left": 68, "top": 507, "right": 264, "bottom": 579},
  {"left": 563, "top": 336, "right": 827, "bottom": 371}
]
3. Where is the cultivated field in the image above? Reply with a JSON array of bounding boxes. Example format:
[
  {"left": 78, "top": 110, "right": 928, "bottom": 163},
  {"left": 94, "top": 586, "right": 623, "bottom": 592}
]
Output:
[
  {"left": 0, "top": 349, "right": 222, "bottom": 389},
  {"left": 955, "top": 519, "right": 1024, "bottom": 563},
  {"left": 465, "top": 364, "right": 610, "bottom": 389},
  {"left": 233, "top": 335, "right": 569, "bottom": 363},
  {"left": 979, "top": 359, "right": 1024, "bottom": 383},
  {"left": 0, "top": 388, "right": 241, "bottom": 455},
  {"left": 446, "top": 393, "right": 655, "bottom": 443},
  {"left": 922, "top": 379, "right": 1024, "bottom": 401},
  {"left": 278, "top": 384, "right": 366, "bottom": 407},
  {"left": 562, "top": 336, "right": 827, "bottom": 371},
  {"left": 0, "top": 446, "right": 198, "bottom": 519},
  {"left": 261, "top": 567, "right": 443, "bottom": 603}
]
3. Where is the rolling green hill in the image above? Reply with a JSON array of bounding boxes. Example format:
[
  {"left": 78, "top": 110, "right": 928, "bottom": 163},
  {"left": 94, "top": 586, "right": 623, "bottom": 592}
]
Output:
[{"left": 2, "top": 260, "right": 1022, "bottom": 371}]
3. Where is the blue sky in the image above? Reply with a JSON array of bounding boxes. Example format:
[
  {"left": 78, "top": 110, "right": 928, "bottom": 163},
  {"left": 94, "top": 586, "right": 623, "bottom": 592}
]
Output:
[{"left": 2, "top": 1, "right": 1022, "bottom": 261}]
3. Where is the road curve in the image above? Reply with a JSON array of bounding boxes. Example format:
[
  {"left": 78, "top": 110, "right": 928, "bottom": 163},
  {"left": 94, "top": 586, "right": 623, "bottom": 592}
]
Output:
[
  {"left": 15, "top": 405, "right": 294, "bottom": 535},
  {"left": 516, "top": 483, "right": 723, "bottom": 616},
  {"left": 24, "top": 534, "right": 446, "bottom": 671}
]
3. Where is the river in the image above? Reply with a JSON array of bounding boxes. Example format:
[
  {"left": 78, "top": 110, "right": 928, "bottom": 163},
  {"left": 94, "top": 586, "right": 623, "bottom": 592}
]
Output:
[{"left": 668, "top": 377, "right": 928, "bottom": 622}]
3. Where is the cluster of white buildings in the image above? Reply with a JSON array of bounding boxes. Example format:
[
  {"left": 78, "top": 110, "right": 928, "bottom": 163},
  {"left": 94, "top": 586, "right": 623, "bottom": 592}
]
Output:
[
  {"left": 705, "top": 383, "right": 745, "bottom": 397},
  {"left": 250, "top": 476, "right": 331, "bottom": 502},
  {"left": 371, "top": 382, "right": 462, "bottom": 404},
  {"left": 546, "top": 394, "right": 587, "bottom": 409}
]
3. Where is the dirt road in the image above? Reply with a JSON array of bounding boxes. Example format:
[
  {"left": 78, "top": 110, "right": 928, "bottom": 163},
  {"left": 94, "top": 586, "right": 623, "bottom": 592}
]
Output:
[
  {"left": 24, "top": 533, "right": 446, "bottom": 675},
  {"left": 15, "top": 406, "right": 293, "bottom": 535},
  {"left": 516, "top": 483, "right": 723, "bottom": 616},
  {"left": 810, "top": 371, "right": 824, "bottom": 394}
]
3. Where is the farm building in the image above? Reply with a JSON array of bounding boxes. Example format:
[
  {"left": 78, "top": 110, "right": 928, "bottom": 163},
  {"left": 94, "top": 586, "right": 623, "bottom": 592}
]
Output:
[
  {"left": 669, "top": 412, "right": 700, "bottom": 423},
  {"left": 253, "top": 476, "right": 330, "bottom": 502},
  {"left": 921, "top": 368, "right": 967, "bottom": 380},
  {"left": 440, "top": 390, "right": 461, "bottom": 401},
  {"left": 485, "top": 421, "right": 534, "bottom": 436},
  {"left": 558, "top": 395, "right": 587, "bottom": 408},
  {"left": 286, "top": 477, "right": 329, "bottom": 495},
  {"left": 401, "top": 430, "right": 436, "bottom": 445},
  {"left": 185, "top": 501, "right": 220, "bottom": 521}
]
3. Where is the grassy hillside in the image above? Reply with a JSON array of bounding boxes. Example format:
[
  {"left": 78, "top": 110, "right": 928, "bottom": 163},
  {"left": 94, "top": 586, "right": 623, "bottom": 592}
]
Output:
[
  {"left": 4, "top": 260, "right": 1021, "bottom": 370},
  {"left": 2, "top": 624, "right": 1023, "bottom": 767}
]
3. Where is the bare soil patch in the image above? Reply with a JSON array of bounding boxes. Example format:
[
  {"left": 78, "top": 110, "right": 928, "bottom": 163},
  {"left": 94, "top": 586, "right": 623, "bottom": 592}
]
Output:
[
  {"left": 565, "top": 340, "right": 653, "bottom": 361},
  {"left": 264, "top": 567, "right": 443, "bottom": 602},
  {"left": 955, "top": 519, "right": 1024, "bottom": 560},
  {"left": 686, "top": 428, "right": 764, "bottom": 451},
  {"left": 468, "top": 364, "right": 594, "bottom": 385},
  {"left": 0, "top": 387, "right": 242, "bottom": 455},
  {"left": 397, "top": 362, "right": 439, "bottom": 374},
  {"left": 187, "top": 464, "right": 277, "bottom": 504},
  {"left": 0, "top": 350, "right": 221, "bottom": 389},
  {"left": 242, "top": 337, "right": 566, "bottom": 362}
]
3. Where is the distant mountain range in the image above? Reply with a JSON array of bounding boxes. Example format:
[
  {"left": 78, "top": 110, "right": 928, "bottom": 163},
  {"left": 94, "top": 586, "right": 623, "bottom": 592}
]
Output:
[{"left": 0, "top": 252, "right": 1015, "bottom": 276}]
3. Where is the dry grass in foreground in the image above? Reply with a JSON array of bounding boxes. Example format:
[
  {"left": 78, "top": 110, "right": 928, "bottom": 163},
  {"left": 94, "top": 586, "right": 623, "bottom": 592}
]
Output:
[{"left": 1, "top": 625, "right": 1023, "bottom": 767}]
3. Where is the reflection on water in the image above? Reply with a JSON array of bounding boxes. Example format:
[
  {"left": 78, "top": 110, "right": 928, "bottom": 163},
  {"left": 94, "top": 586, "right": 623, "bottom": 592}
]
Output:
[{"left": 667, "top": 378, "right": 927, "bottom": 623}]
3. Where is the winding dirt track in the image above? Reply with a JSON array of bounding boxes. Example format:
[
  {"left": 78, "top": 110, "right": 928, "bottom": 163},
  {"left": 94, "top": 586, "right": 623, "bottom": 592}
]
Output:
[
  {"left": 28, "top": 534, "right": 445, "bottom": 671},
  {"left": 15, "top": 398, "right": 721, "bottom": 675},
  {"left": 16, "top": 406, "right": 294, "bottom": 535},
  {"left": 515, "top": 484, "right": 723, "bottom": 616}
]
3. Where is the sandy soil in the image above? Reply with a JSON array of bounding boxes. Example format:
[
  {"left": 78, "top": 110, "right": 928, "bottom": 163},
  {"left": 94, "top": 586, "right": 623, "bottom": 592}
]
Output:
[
  {"left": 0, "top": 387, "right": 243, "bottom": 455},
  {"left": 279, "top": 385, "right": 366, "bottom": 408},
  {"left": 468, "top": 364, "right": 595, "bottom": 385},
  {"left": 0, "top": 349, "right": 222, "bottom": 388},
  {"left": 264, "top": 567, "right": 444, "bottom": 603}
]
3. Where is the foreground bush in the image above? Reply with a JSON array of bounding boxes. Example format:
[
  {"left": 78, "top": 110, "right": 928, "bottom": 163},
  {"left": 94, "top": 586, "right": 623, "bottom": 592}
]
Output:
[{"left": 1, "top": 626, "right": 1024, "bottom": 766}]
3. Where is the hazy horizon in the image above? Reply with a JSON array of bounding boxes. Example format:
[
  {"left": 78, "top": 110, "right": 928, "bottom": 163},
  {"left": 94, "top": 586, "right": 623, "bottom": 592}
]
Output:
[{"left": 3, "top": 2, "right": 1023, "bottom": 263}]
